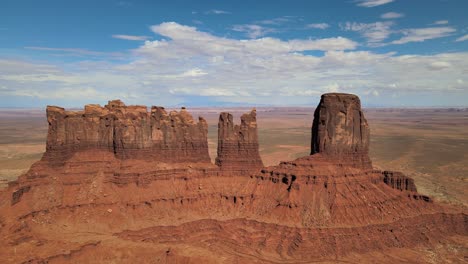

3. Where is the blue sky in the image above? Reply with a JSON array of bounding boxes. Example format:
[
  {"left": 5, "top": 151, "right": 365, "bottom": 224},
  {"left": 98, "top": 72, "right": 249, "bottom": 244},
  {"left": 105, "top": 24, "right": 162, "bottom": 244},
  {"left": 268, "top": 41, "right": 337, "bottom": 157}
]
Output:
[{"left": 1, "top": 0, "right": 467, "bottom": 107}]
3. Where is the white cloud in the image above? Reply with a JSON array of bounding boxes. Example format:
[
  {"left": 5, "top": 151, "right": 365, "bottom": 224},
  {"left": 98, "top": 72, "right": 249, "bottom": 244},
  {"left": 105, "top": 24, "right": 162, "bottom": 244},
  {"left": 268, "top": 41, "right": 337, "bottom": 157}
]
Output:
[
  {"left": 256, "top": 17, "right": 292, "bottom": 25},
  {"left": 392, "top": 26, "right": 456, "bottom": 44},
  {"left": 356, "top": 0, "right": 394, "bottom": 7},
  {"left": 433, "top": 20, "right": 449, "bottom": 25},
  {"left": 112, "top": 34, "right": 150, "bottom": 41},
  {"left": 455, "top": 34, "right": 468, "bottom": 42},
  {"left": 342, "top": 21, "right": 394, "bottom": 44},
  {"left": 148, "top": 22, "right": 357, "bottom": 53},
  {"left": 205, "top": 9, "right": 230, "bottom": 15},
  {"left": 3, "top": 22, "right": 468, "bottom": 107},
  {"left": 428, "top": 61, "right": 452, "bottom": 70},
  {"left": 287, "top": 37, "right": 358, "bottom": 51},
  {"left": 381, "top": 12, "right": 404, "bottom": 19},
  {"left": 307, "top": 23, "right": 330, "bottom": 30},
  {"left": 325, "top": 83, "right": 340, "bottom": 93},
  {"left": 181, "top": 68, "right": 207, "bottom": 77},
  {"left": 231, "top": 24, "right": 276, "bottom": 39}
]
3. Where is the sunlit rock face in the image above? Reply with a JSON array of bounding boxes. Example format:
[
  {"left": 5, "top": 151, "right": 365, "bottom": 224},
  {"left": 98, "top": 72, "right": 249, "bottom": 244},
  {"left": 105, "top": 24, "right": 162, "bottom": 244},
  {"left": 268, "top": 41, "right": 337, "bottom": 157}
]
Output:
[
  {"left": 215, "top": 109, "right": 264, "bottom": 175},
  {"left": 43, "top": 100, "right": 211, "bottom": 164}
]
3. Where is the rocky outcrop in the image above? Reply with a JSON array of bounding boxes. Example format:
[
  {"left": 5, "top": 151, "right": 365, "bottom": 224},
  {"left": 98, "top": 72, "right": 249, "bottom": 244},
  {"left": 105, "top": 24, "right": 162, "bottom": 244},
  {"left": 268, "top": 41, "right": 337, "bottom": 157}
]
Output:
[
  {"left": 43, "top": 100, "right": 211, "bottom": 164},
  {"left": 382, "top": 171, "right": 418, "bottom": 192},
  {"left": 215, "top": 110, "right": 264, "bottom": 174},
  {"left": 311, "top": 93, "right": 371, "bottom": 168},
  {"left": 0, "top": 94, "right": 466, "bottom": 263}
]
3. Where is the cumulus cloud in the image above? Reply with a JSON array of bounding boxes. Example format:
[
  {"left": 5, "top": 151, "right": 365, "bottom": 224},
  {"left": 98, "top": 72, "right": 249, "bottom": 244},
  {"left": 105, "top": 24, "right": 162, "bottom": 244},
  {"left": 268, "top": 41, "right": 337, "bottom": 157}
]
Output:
[
  {"left": 381, "top": 12, "right": 404, "bottom": 19},
  {"left": 2, "top": 22, "right": 468, "bottom": 107},
  {"left": 307, "top": 23, "right": 330, "bottom": 30},
  {"left": 392, "top": 26, "right": 456, "bottom": 44},
  {"left": 148, "top": 22, "right": 357, "bottom": 54},
  {"left": 428, "top": 61, "right": 452, "bottom": 70},
  {"left": 112, "top": 34, "right": 150, "bottom": 41},
  {"left": 355, "top": 0, "right": 394, "bottom": 7}
]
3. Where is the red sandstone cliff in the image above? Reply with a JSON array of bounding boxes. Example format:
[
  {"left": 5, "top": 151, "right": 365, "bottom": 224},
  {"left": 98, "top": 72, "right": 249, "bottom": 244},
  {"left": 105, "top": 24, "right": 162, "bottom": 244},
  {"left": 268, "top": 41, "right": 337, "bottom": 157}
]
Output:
[
  {"left": 215, "top": 109, "right": 264, "bottom": 174},
  {"left": 43, "top": 100, "right": 210, "bottom": 164}
]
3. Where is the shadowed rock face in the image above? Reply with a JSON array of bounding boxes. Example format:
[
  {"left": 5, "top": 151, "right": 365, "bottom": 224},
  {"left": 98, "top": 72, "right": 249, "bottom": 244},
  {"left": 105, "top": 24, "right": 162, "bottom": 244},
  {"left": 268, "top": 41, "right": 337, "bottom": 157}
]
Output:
[
  {"left": 43, "top": 100, "right": 210, "bottom": 164},
  {"left": 382, "top": 171, "right": 418, "bottom": 193},
  {"left": 215, "top": 109, "right": 264, "bottom": 174},
  {"left": 311, "top": 93, "right": 371, "bottom": 168}
]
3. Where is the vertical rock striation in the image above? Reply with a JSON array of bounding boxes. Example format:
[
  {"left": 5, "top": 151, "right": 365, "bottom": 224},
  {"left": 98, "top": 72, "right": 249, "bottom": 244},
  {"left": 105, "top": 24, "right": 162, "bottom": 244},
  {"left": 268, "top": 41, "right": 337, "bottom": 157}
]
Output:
[
  {"left": 215, "top": 109, "right": 264, "bottom": 174},
  {"left": 382, "top": 171, "right": 418, "bottom": 192},
  {"left": 311, "top": 93, "right": 372, "bottom": 168},
  {"left": 43, "top": 100, "right": 210, "bottom": 164}
]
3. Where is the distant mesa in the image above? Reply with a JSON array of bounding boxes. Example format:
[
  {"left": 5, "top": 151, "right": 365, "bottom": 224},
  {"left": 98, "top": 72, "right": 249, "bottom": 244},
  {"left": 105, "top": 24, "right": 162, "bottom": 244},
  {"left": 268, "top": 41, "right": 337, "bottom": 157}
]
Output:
[{"left": 45, "top": 100, "right": 209, "bottom": 164}]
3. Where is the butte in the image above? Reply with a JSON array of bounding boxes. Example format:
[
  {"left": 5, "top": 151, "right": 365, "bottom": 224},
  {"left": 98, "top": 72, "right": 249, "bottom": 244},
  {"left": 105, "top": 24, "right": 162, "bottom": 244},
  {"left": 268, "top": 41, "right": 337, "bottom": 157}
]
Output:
[{"left": 0, "top": 93, "right": 466, "bottom": 263}]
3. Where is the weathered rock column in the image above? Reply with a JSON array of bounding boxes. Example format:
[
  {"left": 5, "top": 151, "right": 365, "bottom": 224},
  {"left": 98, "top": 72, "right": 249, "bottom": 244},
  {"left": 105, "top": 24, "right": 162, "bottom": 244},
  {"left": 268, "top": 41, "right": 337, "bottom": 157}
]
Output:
[
  {"left": 311, "top": 93, "right": 372, "bottom": 168},
  {"left": 215, "top": 109, "right": 264, "bottom": 175}
]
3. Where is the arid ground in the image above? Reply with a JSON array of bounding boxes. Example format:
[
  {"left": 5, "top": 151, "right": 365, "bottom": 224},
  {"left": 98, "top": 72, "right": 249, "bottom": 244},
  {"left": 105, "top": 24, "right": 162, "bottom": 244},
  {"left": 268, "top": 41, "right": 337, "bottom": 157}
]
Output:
[{"left": 1, "top": 107, "right": 467, "bottom": 207}]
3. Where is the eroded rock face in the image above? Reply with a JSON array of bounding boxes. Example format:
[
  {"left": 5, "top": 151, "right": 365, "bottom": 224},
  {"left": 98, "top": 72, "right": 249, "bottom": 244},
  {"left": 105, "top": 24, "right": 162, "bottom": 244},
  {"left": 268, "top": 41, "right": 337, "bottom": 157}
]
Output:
[
  {"left": 215, "top": 109, "right": 264, "bottom": 174},
  {"left": 382, "top": 171, "right": 418, "bottom": 192},
  {"left": 43, "top": 100, "right": 210, "bottom": 164},
  {"left": 311, "top": 93, "right": 371, "bottom": 168}
]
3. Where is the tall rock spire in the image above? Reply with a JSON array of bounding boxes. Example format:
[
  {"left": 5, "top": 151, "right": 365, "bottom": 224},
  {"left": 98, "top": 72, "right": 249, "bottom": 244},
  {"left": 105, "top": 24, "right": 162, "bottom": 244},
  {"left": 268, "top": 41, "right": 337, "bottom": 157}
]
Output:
[
  {"left": 311, "top": 93, "right": 372, "bottom": 168},
  {"left": 215, "top": 109, "right": 264, "bottom": 175}
]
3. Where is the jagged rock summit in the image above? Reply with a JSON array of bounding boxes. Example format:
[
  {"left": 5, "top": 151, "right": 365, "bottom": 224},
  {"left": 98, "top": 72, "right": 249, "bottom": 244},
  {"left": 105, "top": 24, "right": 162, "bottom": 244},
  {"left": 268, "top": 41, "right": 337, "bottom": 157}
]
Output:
[{"left": 0, "top": 94, "right": 466, "bottom": 263}]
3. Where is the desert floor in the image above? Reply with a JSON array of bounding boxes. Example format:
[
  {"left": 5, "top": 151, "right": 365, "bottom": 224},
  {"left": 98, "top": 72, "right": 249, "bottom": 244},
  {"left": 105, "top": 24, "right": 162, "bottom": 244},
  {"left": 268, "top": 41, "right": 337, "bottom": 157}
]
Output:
[{"left": 1, "top": 107, "right": 467, "bottom": 207}]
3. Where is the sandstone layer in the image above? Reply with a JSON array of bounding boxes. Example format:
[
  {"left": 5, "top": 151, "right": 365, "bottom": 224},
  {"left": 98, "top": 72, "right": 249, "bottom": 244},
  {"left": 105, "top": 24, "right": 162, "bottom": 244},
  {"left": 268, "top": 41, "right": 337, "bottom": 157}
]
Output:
[{"left": 0, "top": 94, "right": 466, "bottom": 263}]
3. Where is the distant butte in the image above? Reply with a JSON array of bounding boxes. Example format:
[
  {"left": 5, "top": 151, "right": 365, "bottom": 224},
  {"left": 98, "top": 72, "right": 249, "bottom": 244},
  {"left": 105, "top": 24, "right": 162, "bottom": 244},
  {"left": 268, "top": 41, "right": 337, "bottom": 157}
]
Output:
[{"left": 0, "top": 93, "right": 466, "bottom": 263}]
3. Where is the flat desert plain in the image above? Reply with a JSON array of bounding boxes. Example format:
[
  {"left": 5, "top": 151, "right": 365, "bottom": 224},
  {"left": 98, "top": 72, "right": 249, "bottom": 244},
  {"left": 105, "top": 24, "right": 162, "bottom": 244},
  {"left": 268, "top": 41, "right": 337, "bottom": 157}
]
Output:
[{"left": 1, "top": 107, "right": 467, "bottom": 207}]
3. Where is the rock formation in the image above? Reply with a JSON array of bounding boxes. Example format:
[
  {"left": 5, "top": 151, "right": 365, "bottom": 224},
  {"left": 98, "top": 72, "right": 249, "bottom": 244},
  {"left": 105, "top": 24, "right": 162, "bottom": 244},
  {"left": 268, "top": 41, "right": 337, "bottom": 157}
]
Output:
[
  {"left": 43, "top": 100, "right": 211, "bottom": 164},
  {"left": 382, "top": 170, "right": 418, "bottom": 192},
  {"left": 0, "top": 94, "right": 466, "bottom": 263},
  {"left": 215, "top": 109, "right": 264, "bottom": 174},
  {"left": 311, "top": 93, "right": 371, "bottom": 168}
]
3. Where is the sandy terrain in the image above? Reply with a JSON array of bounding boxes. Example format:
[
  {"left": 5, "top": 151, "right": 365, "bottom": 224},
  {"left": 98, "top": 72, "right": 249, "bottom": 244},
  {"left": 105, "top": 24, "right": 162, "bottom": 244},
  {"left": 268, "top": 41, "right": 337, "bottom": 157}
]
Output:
[{"left": 1, "top": 107, "right": 467, "bottom": 206}]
